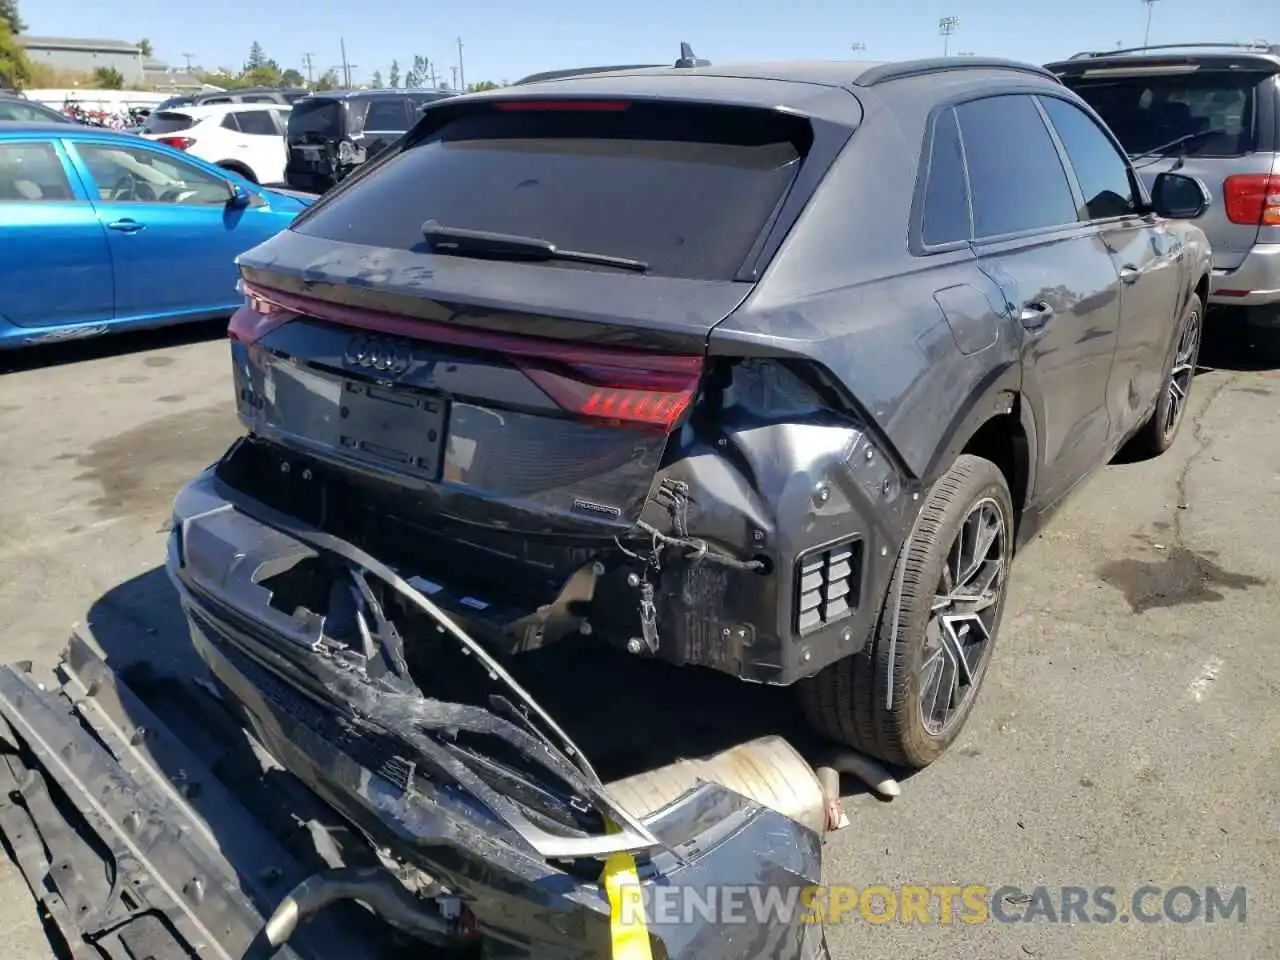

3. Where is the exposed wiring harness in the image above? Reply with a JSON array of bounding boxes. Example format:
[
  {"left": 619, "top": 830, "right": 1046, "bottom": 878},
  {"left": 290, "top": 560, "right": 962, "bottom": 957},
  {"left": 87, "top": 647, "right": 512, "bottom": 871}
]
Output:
[{"left": 632, "top": 520, "right": 766, "bottom": 572}]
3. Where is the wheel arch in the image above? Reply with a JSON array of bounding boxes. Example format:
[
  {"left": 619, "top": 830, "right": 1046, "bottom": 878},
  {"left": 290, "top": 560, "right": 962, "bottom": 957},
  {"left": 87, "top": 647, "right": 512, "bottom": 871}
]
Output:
[{"left": 215, "top": 159, "right": 257, "bottom": 183}]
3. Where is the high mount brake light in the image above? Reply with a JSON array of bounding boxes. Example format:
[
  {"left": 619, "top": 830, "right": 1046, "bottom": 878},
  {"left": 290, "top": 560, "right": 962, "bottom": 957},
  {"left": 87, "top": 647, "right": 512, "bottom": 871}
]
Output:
[
  {"left": 491, "top": 100, "right": 632, "bottom": 112},
  {"left": 232, "top": 282, "right": 702, "bottom": 432},
  {"left": 1223, "top": 174, "right": 1280, "bottom": 226},
  {"left": 156, "top": 136, "right": 195, "bottom": 150}
]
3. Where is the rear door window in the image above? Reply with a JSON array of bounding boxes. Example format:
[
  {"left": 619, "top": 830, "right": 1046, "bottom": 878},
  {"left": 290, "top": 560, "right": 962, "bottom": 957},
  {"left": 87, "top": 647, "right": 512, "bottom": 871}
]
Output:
[
  {"left": 0, "top": 142, "right": 74, "bottom": 201},
  {"left": 288, "top": 99, "right": 344, "bottom": 139},
  {"left": 363, "top": 98, "right": 410, "bottom": 131},
  {"left": 955, "top": 94, "right": 1079, "bottom": 239},
  {"left": 237, "top": 110, "right": 280, "bottom": 136},
  {"left": 292, "top": 100, "right": 812, "bottom": 280},
  {"left": 1063, "top": 70, "right": 1261, "bottom": 157}
]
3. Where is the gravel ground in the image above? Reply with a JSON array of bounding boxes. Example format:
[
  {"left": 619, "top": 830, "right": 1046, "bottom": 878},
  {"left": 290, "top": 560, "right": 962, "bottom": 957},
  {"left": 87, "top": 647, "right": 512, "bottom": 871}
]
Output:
[{"left": 0, "top": 318, "right": 1275, "bottom": 959}]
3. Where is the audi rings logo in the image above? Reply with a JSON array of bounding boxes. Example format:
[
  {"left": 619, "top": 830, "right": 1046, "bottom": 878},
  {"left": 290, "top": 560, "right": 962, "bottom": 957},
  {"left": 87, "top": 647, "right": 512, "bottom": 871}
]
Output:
[{"left": 343, "top": 335, "right": 413, "bottom": 376}]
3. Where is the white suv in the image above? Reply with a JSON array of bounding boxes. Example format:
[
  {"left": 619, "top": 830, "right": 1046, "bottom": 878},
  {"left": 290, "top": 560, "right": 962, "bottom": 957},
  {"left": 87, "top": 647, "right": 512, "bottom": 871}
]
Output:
[{"left": 139, "top": 103, "right": 292, "bottom": 185}]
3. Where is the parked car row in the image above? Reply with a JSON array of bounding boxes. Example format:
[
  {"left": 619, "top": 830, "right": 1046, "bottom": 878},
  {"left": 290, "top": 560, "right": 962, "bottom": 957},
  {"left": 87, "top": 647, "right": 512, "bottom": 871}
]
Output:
[{"left": 135, "top": 87, "right": 458, "bottom": 192}]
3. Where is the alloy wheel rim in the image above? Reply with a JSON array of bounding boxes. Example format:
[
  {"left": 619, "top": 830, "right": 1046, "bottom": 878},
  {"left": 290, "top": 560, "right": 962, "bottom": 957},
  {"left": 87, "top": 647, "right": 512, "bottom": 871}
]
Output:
[
  {"left": 1163, "top": 309, "right": 1200, "bottom": 438},
  {"left": 918, "top": 497, "right": 1008, "bottom": 737}
]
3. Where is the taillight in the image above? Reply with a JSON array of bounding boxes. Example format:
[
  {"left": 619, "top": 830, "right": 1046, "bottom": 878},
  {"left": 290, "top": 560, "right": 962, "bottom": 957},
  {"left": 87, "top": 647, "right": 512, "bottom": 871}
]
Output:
[
  {"left": 231, "top": 282, "right": 702, "bottom": 433},
  {"left": 156, "top": 136, "right": 195, "bottom": 150},
  {"left": 1223, "top": 174, "right": 1280, "bottom": 226},
  {"left": 228, "top": 284, "right": 294, "bottom": 344}
]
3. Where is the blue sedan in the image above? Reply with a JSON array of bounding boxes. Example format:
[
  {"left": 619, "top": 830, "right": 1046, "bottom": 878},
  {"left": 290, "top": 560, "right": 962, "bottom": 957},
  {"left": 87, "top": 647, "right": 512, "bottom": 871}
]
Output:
[{"left": 0, "top": 123, "right": 314, "bottom": 350}]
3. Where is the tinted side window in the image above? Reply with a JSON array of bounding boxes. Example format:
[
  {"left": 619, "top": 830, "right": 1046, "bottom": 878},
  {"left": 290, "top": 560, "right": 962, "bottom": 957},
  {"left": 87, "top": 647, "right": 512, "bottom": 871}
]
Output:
[
  {"left": 241, "top": 95, "right": 278, "bottom": 103},
  {"left": 921, "top": 107, "right": 970, "bottom": 245},
  {"left": 955, "top": 95, "right": 1077, "bottom": 239},
  {"left": 363, "top": 98, "right": 409, "bottom": 131},
  {"left": 1039, "top": 96, "right": 1137, "bottom": 221},
  {"left": 220, "top": 113, "right": 241, "bottom": 132},
  {"left": 237, "top": 110, "right": 279, "bottom": 136},
  {"left": 0, "top": 142, "right": 73, "bottom": 201}
]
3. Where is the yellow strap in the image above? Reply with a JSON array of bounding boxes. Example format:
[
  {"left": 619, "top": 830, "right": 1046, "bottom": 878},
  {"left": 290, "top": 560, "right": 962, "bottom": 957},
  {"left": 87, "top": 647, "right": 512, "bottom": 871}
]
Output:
[{"left": 601, "top": 821, "right": 653, "bottom": 960}]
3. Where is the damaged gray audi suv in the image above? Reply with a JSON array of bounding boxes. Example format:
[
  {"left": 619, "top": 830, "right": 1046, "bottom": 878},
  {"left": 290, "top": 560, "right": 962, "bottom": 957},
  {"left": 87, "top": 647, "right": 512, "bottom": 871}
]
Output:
[{"left": 165, "top": 56, "right": 1212, "bottom": 953}]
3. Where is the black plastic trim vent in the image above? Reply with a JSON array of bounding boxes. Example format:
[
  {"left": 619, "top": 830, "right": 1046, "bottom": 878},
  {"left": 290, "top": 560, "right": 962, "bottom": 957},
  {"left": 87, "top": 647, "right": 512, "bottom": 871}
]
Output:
[{"left": 794, "top": 537, "right": 864, "bottom": 635}]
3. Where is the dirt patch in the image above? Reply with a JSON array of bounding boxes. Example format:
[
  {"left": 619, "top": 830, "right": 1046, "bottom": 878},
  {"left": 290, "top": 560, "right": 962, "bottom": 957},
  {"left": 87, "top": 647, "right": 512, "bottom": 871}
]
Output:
[
  {"left": 74, "top": 402, "right": 242, "bottom": 522},
  {"left": 1098, "top": 545, "right": 1266, "bottom": 614},
  {"left": 144, "top": 356, "right": 176, "bottom": 368}
]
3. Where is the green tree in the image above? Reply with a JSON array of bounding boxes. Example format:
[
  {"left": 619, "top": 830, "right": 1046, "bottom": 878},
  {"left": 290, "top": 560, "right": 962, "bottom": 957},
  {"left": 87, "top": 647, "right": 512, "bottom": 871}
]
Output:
[
  {"left": 0, "top": 0, "right": 24, "bottom": 35},
  {"left": 279, "top": 67, "right": 305, "bottom": 87},
  {"left": 314, "top": 68, "right": 339, "bottom": 91},
  {"left": 0, "top": 21, "right": 30, "bottom": 89},
  {"left": 370, "top": 69, "right": 383, "bottom": 89},
  {"left": 137, "top": 38, "right": 153, "bottom": 57},
  {"left": 246, "top": 41, "right": 269, "bottom": 71},
  {"left": 93, "top": 65, "right": 124, "bottom": 89},
  {"left": 387, "top": 59, "right": 400, "bottom": 88},
  {"left": 467, "top": 80, "right": 501, "bottom": 92}
]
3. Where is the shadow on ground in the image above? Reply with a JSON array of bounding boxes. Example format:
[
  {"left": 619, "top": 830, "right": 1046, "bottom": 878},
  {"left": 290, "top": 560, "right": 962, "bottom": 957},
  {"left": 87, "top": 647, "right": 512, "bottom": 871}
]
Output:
[{"left": 0, "top": 319, "right": 227, "bottom": 375}]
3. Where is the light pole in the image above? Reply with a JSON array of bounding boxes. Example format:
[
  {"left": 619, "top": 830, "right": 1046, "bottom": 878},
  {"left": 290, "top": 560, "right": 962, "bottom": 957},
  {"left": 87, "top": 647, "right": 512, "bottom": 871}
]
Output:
[
  {"left": 939, "top": 16, "right": 960, "bottom": 56},
  {"left": 1141, "top": 0, "right": 1162, "bottom": 48},
  {"left": 850, "top": 42, "right": 867, "bottom": 55}
]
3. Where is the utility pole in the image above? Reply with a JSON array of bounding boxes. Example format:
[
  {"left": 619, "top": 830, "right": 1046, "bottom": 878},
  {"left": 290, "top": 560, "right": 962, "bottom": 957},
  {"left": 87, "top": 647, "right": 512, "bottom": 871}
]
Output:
[
  {"left": 429, "top": 60, "right": 438, "bottom": 88},
  {"left": 450, "top": 65, "right": 458, "bottom": 89},
  {"left": 302, "top": 52, "right": 315, "bottom": 84},
  {"left": 339, "top": 37, "right": 352, "bottom": 88},
  {"left": 456, "top": 37, "right": 465, "bottom": 91},
  {"left": 1141, "top": 0, "right": 1162, "bottom": 48},
  {"left": 181, "top": 52, "right": 194, "bottom": 71},
  {"left": 939, "top": 16, "right": 960, "bottom": 56}
]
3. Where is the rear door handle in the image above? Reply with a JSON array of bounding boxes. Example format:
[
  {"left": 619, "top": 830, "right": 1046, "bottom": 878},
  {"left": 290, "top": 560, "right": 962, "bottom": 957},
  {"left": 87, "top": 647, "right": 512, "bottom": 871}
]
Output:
[
  {"left": 106, "top": 219, "right": 144, "bottom": 233},
  {"left": 1120, "top": 265, "right": 1141, "bottom": 285},
  {"left": 1019, "top": 301, "right": 1054, "bottom": 332}
]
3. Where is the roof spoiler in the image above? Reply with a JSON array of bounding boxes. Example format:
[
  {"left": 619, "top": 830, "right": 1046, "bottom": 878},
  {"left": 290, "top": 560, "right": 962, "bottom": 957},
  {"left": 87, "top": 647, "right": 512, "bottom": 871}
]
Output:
[
  {"left": 1065, "top": 41, "right": 1280, "bottom": 60},
  {"left": 514, "top": 41, "right": 711, "bottom": 85}
]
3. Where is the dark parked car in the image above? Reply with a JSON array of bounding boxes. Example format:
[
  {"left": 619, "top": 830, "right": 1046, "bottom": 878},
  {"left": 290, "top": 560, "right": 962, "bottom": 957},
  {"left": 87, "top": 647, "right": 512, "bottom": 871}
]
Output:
[
  {"left": 192, "top": 86, "right": 310, "bottom": 106},
  {"left": 163, "top": 53, "right": 1210, "bottom": 956},
  {"left": 283, "top": 87, "right": 457, "bottom": 193},
  {"left": 1046, "top": 42, "right": 1280, "bottom": 350}
]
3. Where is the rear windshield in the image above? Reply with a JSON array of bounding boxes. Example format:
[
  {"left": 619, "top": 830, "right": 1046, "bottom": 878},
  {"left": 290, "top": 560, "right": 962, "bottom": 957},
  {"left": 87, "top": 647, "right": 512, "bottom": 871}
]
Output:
[
  {"left": 1063, "top": 70, "right": 1263, "bottom": 157},
  {"left": 288, "top": 99, "right": 344, "bottom": 139},
  {"left": 141, "top": 110, "right": 195, "bottom": 134},
  {"left": 292, "top": 101, "right": 810, "bottom": 280}
]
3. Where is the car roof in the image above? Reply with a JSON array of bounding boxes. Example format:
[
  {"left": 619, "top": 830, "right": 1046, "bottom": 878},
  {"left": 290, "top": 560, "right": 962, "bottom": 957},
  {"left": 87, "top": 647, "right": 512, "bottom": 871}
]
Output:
[
  {"left": 301, "top": 87, "right": 455, "bottom": 100},
  {"left": 1047, "top": 43, "right": 1280, "bottom": 75},
  {"left": 0, "top": 122, "right": 139, "bottom": 139},
  {"left": 159, "top": 102, "right": 291, "bottom": 117}
]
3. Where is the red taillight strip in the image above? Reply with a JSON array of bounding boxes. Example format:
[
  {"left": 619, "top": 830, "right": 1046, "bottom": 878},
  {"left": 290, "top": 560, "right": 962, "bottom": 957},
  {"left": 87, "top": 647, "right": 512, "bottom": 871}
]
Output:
[
  {"left": 491, "top": 100, "right": 632, "bottom": 112},
  {"left": 235, "top": 282, "right": 704, "bottom": 432}
]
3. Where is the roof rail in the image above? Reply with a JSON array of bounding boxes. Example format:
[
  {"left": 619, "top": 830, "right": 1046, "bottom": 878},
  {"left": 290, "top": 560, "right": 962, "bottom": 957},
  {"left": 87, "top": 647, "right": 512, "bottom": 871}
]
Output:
[
  {"left": 1066, "top": 41, "right": 1280, "bottom": 60},
  {"left": 853, "top": 57, "right": 1059, "bottom": 87}
]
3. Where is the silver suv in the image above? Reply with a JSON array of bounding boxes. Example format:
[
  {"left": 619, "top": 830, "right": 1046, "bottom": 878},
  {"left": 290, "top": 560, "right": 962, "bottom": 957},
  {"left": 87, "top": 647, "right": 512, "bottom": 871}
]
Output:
[{"left": 1048, "top": 43, "right": 1280, "bottom": 342}]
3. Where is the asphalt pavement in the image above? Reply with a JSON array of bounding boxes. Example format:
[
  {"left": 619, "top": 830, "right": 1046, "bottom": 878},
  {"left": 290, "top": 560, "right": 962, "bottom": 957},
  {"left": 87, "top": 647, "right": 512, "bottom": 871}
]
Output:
[{"left": 0, "top": 318, "right": 1275, "bottom": 960}]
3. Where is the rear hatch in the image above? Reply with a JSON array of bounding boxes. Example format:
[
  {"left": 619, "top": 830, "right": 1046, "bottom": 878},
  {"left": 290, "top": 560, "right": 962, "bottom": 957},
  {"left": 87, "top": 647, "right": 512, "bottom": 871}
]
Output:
[
  {"left": 286, "top": 97, "right": 348, "bottom": 170},
  {"left": 1050, "top": 55, "right": 1280, "bottom": 270},
  {"left": 232, "top": 95, "right": 820, "bottom": 544}
]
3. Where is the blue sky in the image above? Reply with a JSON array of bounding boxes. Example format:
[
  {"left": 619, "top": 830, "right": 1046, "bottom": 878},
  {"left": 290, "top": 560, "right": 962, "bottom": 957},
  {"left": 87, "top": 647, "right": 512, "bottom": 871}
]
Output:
[{"left": 26, "top": 0, "right": 1270, "bottom": 87}]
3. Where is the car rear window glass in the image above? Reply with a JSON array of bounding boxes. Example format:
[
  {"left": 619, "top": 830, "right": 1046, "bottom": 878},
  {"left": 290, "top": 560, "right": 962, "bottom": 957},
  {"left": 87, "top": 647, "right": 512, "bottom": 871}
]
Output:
[
  {"left": 921, "top": 107, "right": 970, "bottom": 245},
  {"left": 142, "top": 110, "right": 195, "bottom": 134},
  {"left": 292, "top": 101, "right": 811, "bottom": 280},
  {"left": 955, "top": 94, "right": 1078, "bottom": 239},
  {"left": 1062, "top": 70, "right": 1261, "bottom": 157},
  {"left": 0, "top": 99, "right": 69, "bottom": 123},
  {"left": 288, "top": 99, "right": 344, "bottom": 139}
]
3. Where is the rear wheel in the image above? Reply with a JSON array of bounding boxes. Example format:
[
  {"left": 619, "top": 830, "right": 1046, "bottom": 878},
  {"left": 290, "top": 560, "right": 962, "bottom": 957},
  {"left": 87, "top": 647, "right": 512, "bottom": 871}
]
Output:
[
  {"left": 216, "top": 160, "right": 258, "bottom": 184},
  {"left": 1128, "top": 293, "right": 1202, "bottom": 457},
  {"left": 800, "top": 454, "right": 1014, "bottom": 769}
]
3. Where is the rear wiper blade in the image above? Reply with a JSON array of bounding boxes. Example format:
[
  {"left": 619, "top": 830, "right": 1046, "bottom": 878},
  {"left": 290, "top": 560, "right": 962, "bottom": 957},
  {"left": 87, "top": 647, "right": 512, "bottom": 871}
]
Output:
[
  {"left": 422, "top": 220, "right": 649, "bottom": 273},
  {"left": 1129, "top": 128, "right": 1229, "bottom": 166}
]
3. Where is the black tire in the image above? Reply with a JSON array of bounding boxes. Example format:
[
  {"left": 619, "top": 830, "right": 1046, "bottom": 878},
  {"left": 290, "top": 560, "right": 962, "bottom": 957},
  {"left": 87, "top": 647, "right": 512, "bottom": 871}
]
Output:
[
  {"left": 1128, "top": 292, "right": 1203, "bottom": 457},
  {"left": 799, "top": 454, "right": 1014, "bottom": 769}
]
